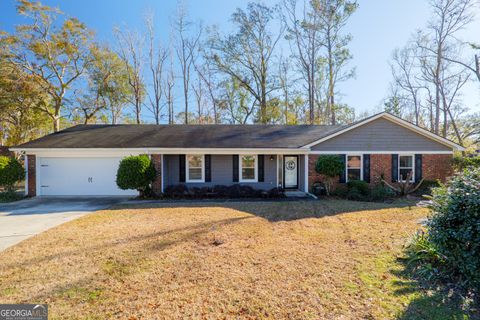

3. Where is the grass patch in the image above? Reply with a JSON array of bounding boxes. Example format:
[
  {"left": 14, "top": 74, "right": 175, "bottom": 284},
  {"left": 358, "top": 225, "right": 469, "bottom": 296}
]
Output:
[{"left": 0, "top": 199, "right": 470, "bottom": 319}]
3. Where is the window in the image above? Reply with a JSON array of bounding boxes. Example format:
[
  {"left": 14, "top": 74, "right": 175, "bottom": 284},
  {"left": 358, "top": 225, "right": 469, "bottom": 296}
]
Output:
[
  {"left": 186, "top": 155, "right": 204, "bottom": 182},
  {"left": 399, "top": 155, "right": 414, "bottom": 182},
  {"left": 240, "top": 155, "right": 257, "bottom": 182},
  {"left": 346, "top": 155, "right": 362, "bottom": 182}
]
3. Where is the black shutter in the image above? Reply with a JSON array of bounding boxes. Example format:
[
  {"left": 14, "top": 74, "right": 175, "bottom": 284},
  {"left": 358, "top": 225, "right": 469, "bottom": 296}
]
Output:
[
  {"left": 258, "top": 155, "right": 265, "bottom": 182},
  {"left": 391, "top": 154, "right": 399, "bottom": 182},
  {"left": 179, "top": 155, "right": 186, "bottom": 183},
  {"left": 205, "top": 155, "right": 212, "bottom": 182},
  {"left": 232, "top": 155, "right": 239, "bottom": 182},
  {"left": 363, "top": 154, "right": 371, "bottom": 183},
  {"left": 415, "top": 154, "right": 423, "bottom": 183},
  {"left": 339, "top": 154, "right": 346, "bottom": 183}
]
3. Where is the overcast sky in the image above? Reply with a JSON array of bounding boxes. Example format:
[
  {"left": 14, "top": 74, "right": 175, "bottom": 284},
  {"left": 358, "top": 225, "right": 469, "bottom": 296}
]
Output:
[{"left": 1, "top": 0, "right": 479, "bottom": 120}]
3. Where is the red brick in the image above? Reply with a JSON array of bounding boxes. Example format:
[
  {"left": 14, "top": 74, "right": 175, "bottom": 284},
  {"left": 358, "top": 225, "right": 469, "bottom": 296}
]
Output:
[
  {"left": 422, "top": 154, "right": 453, "bottom": 182},
  {"left": 308, "top": 153, "right": 454, "bottom": 190},
  {"left": 151, "top": 154, "right": 162, "bottom": 196}
]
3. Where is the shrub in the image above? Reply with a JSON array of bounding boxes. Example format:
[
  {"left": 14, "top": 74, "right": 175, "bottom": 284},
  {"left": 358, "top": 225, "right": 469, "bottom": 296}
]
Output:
[
  {"left": 331, "top": 184, "right": 348, "bottom": 198},
  {"left": 426, "top": 167, "right": 480, "bottom": 292},
  {"left": 369, "top": 184, "right": 395, "bottom": 202},
  {"left": 405, "top": 231, "right": 445, "bottom": 282},
  {"left": 116, "top": 155, "right": 156, "bottom": 197},
  {"left": 346, "top": 180, "right": 369, "bottom": 196},
  {"left": 162, "top": 184, "right": 284, "bottom": 199},
  {"left": 164, "top": 184, "right": 188, "bottom": 199},
  {"left": 315, "top": 155, "right": 344, "bottom": 195},
  {"left": 412, "top": 179, "right": 440, "bottom": 197},
  {"left": 0, "top": 156, "right": 25, "bottom": 193},
  {"left": 452, "top": 155, "right": 480, "bottom": 170}
]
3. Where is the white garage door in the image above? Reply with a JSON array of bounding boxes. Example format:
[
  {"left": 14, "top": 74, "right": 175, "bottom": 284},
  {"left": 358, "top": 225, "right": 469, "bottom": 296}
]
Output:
[{"left": 38, "top": 157, "right": 138, "bottom": 196}]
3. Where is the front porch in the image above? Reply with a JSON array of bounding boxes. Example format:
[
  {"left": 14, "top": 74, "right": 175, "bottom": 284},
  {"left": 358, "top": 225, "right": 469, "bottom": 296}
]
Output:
[{"left": 154, "top": 153, "right": 308, "bottom": 195}]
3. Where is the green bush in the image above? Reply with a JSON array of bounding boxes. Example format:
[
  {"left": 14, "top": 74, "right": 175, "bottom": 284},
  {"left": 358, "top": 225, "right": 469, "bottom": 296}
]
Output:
[
  {"left": 412, "top": 179, "right": 441, "bottom": 197},
  {"left": 452, "top": 155, "right": 480, "bottom": 170},
  {"left": 405, "top": 231, "right": 445, "bottom": 281},
  {"left": 347, "top": 180, "right": 369, "bottom": 196},
  {"left": 0, "top": 156, "right": 25, "bottom": 193},
  {"left": 116, "top": 155, "right": 156, "bottom": 197},
  {"left": 315, "top": 155, "right": 344, "bottom": 195},
  {"left": 427, "top": 167, "right": 480, "bottom": 291},
  {"left": 331, "top": 184, "right": 348, "bottom": 197},
  {"left": 369, "top": 184, "right": 395, "bottom": 202}
]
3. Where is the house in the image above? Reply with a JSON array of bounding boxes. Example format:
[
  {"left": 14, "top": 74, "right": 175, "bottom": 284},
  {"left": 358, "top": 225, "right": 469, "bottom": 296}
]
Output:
[{"left": 11, "top": 112, "right": 463, "bottom": 197}]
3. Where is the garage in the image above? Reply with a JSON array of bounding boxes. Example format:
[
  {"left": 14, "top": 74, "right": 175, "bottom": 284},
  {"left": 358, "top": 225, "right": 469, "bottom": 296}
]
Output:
[{"left": 37, "top": 157, "right": 137, "bottom": 196}]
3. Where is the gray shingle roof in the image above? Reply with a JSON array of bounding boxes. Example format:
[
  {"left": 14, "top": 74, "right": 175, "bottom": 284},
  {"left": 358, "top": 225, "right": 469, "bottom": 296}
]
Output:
[{"left": 15, "top": 124, "right": 346, "bottom": 149}]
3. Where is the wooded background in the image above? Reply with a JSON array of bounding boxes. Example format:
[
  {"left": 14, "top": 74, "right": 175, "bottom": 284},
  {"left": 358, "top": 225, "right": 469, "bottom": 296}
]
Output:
[{"left": 0, "top": 0, "right": 479, "bottom": 151}]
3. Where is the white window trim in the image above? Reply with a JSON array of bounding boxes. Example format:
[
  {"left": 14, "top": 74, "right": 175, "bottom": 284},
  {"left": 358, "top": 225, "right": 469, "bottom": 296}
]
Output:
[
  {"left": 239, "top": 154, "right": 258, "bottom": 183},
  {"left": 399, "top": 154, "right": 415, "bottom": 183},
  {"left": 186, "top": 154, "right": 205, "bottom": 183},
  {"left": 346, "top": 154, "right": 363, "bottom": 182}
]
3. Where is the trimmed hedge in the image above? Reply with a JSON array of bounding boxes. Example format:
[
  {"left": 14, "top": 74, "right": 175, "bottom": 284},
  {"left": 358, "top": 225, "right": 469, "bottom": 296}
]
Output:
[
  {"left": 163, "top": 184, "right": 285, "bottom": 199},
  {"left": 116, "top": 155, "right": 156, "bottom": 196}
]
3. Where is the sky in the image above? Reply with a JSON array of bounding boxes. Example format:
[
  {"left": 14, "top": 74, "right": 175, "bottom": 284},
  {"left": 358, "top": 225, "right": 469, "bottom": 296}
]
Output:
[{"left": 1, "top": 0, "right": 479, "bottom": 119}]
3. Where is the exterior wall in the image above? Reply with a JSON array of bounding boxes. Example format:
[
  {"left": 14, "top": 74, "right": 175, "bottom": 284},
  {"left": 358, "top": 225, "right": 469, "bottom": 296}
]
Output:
[
  {"left": 422, "top": 154, "right": 453, "bottom": 182},
  {"left": 307, "top": 155, "right": 340, "bottom": 192},
  {"left": 163, "top": 154, "right": 278, "bottom": 190},
  {"left": 307, "top": 153, "right": 454, "bottom": 191},
  {"left": 151, "top": 154, "right": 162, "bottom": 196},
  {"left": 370, "top": 154, "right": 392, "bottom": 184},
  {"left": 311, "top": 118, "right": 452, "bottom": 152},
  {"left": 27, "top": 155, "right": 36, "bottom": 197}
]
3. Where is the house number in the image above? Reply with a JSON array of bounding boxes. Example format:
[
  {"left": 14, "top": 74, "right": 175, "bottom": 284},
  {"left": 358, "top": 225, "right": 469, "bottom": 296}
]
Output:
[{"left": 88, "top": 177, "right": 93, "bottom": 183}]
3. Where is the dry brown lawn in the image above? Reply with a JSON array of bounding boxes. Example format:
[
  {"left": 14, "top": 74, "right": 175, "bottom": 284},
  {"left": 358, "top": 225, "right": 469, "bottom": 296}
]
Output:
[{"left": 0, "top": 200, "right": 434, "bottom": 319}]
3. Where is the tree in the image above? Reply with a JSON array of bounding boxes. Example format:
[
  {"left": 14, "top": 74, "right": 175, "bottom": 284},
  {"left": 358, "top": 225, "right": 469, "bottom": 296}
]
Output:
[
  {"left": 391, "top": 45, "right": 424, "bottom": 125},
  {"left": 115, "top": 27, "right": 145, "bottom": 124},
  {"left": 218, "top": 77, "right": 256, "bottom": 124},
  {"left": 0, "top": 53, "right": 50, "bottom": 145},
  {"left": 6, "top": 0, "right": 95, "bottom": 132},
  {"left": 74, "top": 45, "right": 130, "bottom": 124},
  {"left": 284, "top": 0, "right": 323, "bottom": 123},
  {"left": 0, "top": 156, "right": 25, "bottom": 193},
  {"left": 317, "top": 0, "right": 357, "bottom": 125},
  {"left": 315, "top": 155, "right": 344, "bottom": 195},
  {"left": 419, "top": 0, "right": 476, "bottom": 135},
  {"left": 210, "top": 2, "right": 284, "bottom": 124},
  {"left": 146, "top": 14, "right": 168, "bottom": 125},
  {"left": 174, "top": 2, "right": 202, "bottom": 124}
]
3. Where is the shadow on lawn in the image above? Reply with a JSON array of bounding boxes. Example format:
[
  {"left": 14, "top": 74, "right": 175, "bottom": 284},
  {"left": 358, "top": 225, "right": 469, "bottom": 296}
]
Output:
[
  {"left": 113, "top": 199, "right": 416, "bottom": 222},
  {"left": 390, "top": 256, "right": 478, "bottom": 320}
]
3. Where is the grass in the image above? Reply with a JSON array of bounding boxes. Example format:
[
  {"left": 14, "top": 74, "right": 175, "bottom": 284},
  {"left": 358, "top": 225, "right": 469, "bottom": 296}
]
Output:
[{"left": 0, "top": 199, "right": 470, "bottom": 319}]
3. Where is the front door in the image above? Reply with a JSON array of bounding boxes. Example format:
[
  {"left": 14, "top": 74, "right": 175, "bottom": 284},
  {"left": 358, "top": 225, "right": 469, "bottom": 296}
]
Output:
[{"left": 284, "top": 156, "right": 299, "bottom": 189}]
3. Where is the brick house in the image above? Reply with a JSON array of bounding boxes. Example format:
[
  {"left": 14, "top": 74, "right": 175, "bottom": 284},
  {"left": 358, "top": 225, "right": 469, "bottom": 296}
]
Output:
[{"left": 11, "top": 112, "right": 462, "bottom": 197}]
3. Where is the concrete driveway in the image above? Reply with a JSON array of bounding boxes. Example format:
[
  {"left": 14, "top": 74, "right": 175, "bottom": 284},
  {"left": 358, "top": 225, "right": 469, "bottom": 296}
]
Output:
[{"left": 0, "top": 197, "right": 129, "bottom": 251}]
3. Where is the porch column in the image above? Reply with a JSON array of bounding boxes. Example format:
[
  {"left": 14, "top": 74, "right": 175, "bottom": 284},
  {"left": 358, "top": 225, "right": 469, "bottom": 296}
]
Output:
[
  {"left": 27, "top": 155, "right": 36, "bottom": 197},
  {"left": 151, "top": 154, "right": 163, "bottom": 196},
  {"left": 304, "top": 155, "right": 309, "bottom": 193}
]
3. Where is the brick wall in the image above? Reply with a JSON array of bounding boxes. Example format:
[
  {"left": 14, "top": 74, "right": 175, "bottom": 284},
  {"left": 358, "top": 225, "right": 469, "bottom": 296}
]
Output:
[
  {"left": 370, "top": 154, "right": 392, "bottom": 184},
  {"left": 308, "top": 154, "right": 454, "bottom": 190},
  {"left": 422, "top": 154, "right": 453, "bottom": 182},
  {"left": 307, "top": 155, "right": 340, "bottom": 192},
  {"left": 27, "top": 155, "right": 36, "bottom": 197},
  {"left": 151, "top": 154, "right": 162, "bottom": 196}
]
